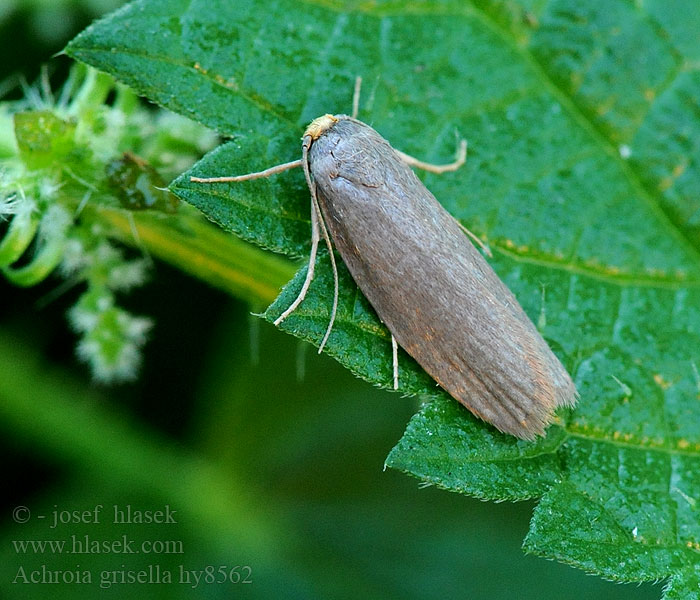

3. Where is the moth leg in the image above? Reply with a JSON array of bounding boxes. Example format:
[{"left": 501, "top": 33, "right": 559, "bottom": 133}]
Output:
[
  {"left": 395, "top": 138, "right": 467, "bottom": 174},
  {"left": 273, "top": 195, "right": 320, "bottom": 326},
  {"left": 397, "top": 139, "right": 490, "bottom": 255},
  {"left": 299, "top": 136, "right": 339, "bottom": 354},
  {"left": 391, "top": 334, "right": 399, "bottom": 390},
  {"left": 456, "top": 221, "right": 492, "bottom": 257},
  {"left": 189, "top": 158, "right": 309, "bottom": 322},
  {"left": 190, "top": 159, "right": 302, "bottom": 183},
  {"left": 351, "top": 76, "right": 362, "bottom": 119},
  {"left": 187, "top": 134, "right": 340, "bottom": 347}
]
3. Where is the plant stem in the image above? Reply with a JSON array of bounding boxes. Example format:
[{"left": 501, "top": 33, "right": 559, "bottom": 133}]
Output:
[{"left": 91, "top": 204, "right": 297, "bottom": 308}]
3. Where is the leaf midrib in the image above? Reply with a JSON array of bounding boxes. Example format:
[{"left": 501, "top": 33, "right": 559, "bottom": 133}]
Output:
[{"left": 565, "top": 429, "right": 700, "bottom": 458}]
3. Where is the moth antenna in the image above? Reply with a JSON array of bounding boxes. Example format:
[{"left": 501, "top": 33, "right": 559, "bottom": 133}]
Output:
[
  {"left": 272, "top": 144, "right": 320, "bottom": 327},
  {"left": 313, "top": 185, "right": 339, "bottom": 354},
  {"left": 296, "top": 136, "right": 339, "bottom": 353},
  {"left": 273, "top": 137, "right": 338, "bottom": 354},
  {"left": 395, "top": 138, "right": 467, "bottom": 174},
  {"left": 391, "top": 334, "right": 399, "bottom": 390},
  {"left": 190, "top": 159, "right": 302, "bottom": 183},
  {"left": 273, "top": 199, "right": 320, "bottom": 326},
  {"left": 351, "top": 76, "right": 362, "bottom": 119}
]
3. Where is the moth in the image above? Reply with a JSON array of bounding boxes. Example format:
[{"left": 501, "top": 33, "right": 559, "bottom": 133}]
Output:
[{"left": 192, "top": 78, "right": 577, "bottom": 439}]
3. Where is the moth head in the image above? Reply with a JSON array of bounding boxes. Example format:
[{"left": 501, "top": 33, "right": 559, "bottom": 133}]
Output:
[{"left": 304, "top": 114, "right": 339, "bottom": 141}]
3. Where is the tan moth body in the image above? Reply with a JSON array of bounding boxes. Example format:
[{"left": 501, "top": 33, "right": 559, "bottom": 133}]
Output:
[
  {"left": 304, "top": 115, "right": 577, "bottom": 439},
  {"left": 192, "top": 83, "right": 578, "bottom": 439}
]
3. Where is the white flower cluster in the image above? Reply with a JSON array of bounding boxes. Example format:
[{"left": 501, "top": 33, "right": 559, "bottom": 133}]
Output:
[{"left": 69, "top": 289, "right": 152, "bottom": 383}]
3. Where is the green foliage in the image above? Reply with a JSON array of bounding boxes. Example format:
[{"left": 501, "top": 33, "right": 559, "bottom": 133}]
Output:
[
  {"left": 0, "top": 0, "right": 125, "bottom": 46},
  {"left": 0, "top": 319, "right": 657, "bottom": 600},
  {"left": 63, "top": 0, "right": 700, "bottom": 595},
  {"left": 0, "top": 65, "right": 229, "bottom": 380}
]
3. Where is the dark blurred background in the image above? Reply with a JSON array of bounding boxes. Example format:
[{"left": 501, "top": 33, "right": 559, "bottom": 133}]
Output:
[{"left": 0, "top": 2, "right": 660, "bottom": 598}]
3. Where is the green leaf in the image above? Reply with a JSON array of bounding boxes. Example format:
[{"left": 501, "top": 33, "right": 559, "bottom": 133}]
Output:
[
  {"left": 386, "top": 396, "right": 568, "bottom": 500},
  {"left": 665, "top": 566, "right": 700, "bottom": 600},
  {"left": 66, "top": 0, "right": 700, "bottom": 593},
  {"left": 14, "top": 110, "right": 80, "bottom": 170},
  {"left": 172, "top": 138, "right": 312, "bottom": 257}
]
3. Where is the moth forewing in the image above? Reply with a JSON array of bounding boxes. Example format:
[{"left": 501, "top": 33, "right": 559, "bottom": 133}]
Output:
[{"left": 305, "top": 116, "right": 577, "bottom": 439}]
